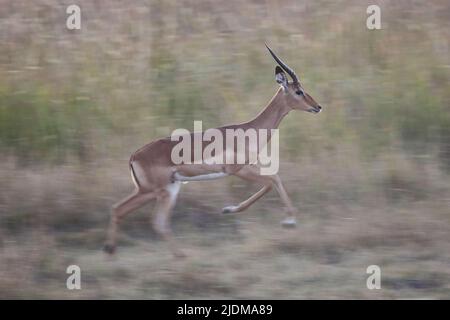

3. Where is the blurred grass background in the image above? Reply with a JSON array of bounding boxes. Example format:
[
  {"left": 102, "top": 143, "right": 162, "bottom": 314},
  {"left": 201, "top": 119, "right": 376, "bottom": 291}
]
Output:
[{"left": 0, "top": 0, "right": 449, "bottom": 298}]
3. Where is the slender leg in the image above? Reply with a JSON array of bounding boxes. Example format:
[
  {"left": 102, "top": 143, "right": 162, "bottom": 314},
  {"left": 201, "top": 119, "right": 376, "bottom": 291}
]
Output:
[
  {"left": 270, "top": 175, "right": 298, "bottom": 227},
  {"left": 152, "top": 182, "right": 185, "bottom": 258},
  {"left": 222, "top": 185, "right": 272, "bottom": 213},
  {"left": 104, "top": 190, "right": 156, "bottom": 254},
  {"left": 227, "top": 165, "right": 298, "bottom": 227}
]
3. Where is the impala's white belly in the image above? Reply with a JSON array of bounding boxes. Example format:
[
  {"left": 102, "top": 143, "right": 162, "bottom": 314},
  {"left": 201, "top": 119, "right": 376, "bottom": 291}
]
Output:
[{"left": 173, "top": 171, "right": 229, "bottom": 182}]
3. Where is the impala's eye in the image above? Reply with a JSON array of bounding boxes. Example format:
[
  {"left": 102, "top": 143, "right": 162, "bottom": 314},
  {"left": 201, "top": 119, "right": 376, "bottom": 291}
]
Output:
[{"left": 295, "top": 89, "right": 304, "bottom": 96}]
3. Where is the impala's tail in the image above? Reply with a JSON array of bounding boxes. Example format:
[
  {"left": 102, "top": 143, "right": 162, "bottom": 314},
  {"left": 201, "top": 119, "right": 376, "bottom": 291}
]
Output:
[{"left": 129, "top": 158, "right": 140, "bottom": 189}]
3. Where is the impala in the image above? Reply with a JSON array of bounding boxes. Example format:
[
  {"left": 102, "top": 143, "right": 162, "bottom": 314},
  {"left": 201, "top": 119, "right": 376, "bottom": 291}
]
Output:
[{"left": 104, "top": 45, "right": 322, "bottom": 257}]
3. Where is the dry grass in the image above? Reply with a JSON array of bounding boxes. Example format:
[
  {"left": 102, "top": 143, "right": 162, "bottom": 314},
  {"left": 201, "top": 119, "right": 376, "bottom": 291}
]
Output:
[{"left": 1, "top": 149, "right": 449, "bottom": 299}]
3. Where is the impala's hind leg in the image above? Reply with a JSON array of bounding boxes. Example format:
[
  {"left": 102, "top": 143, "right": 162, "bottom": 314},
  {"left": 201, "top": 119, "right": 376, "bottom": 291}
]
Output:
[
  {"left": 152, "top": 182, "right": 185, "bottom": 258},
  {"left": 104, "top": 190, "right": 156, "bottom": 254}
]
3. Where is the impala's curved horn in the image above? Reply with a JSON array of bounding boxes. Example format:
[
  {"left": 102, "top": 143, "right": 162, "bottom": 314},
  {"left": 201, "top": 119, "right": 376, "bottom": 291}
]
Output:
[{"left": 265, "top": 43, "right": 299, "bottom": 85}]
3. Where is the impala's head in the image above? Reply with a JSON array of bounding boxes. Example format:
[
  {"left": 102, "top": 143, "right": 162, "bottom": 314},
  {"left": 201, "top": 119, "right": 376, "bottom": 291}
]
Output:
[{"left": 266, "top": 44, "right": 322, "bottom": 114}]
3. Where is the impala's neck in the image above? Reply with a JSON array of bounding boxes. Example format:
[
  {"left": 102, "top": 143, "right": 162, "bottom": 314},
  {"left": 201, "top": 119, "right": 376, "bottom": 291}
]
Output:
[{"left": 248, "top": 88, "right": 291, "bottom": 130}]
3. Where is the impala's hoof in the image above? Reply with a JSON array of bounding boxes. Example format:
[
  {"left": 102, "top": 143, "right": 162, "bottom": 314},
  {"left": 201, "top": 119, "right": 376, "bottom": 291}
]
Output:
[
  {"left": 103, "top": 243, "right": 116, "bottom": 255},
  {"left": 222, "top": 206, "right": 238, "bottom": 214},
  {"left": 281, "top": 217, "right": 297, "bottom": 228}
]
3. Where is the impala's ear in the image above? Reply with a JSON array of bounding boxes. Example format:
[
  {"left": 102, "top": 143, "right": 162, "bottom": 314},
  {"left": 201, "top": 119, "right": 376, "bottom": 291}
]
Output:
[{"left": 275, "top": 66, "right": 288, "bottom": 89}]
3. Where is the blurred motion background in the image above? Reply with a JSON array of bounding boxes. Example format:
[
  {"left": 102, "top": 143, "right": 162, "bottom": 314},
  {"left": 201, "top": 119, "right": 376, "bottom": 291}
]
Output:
[{"left": 0, "top": 0, "right": 449, "bottom": 299}]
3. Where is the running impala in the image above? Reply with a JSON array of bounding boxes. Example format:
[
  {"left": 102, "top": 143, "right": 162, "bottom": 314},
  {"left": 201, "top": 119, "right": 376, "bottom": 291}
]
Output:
[{"left": 104, "top": 45, "right": 322, "bottom": 257}]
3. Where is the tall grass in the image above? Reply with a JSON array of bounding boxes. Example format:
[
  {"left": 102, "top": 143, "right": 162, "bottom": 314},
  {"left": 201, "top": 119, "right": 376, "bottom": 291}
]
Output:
[{"left": 0, "top": 0, "right": 449, "bottom": 165}]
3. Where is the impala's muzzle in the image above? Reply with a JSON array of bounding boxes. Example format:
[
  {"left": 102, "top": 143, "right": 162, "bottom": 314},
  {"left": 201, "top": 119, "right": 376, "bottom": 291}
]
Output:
[{"left": 309, "top": 105, "right": 322, "bottom": 114}]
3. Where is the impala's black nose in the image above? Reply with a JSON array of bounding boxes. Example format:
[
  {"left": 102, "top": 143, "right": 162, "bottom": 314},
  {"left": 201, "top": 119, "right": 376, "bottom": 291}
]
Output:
[{"left": 317, "top": 105, "right": 322, "bottom": 110}]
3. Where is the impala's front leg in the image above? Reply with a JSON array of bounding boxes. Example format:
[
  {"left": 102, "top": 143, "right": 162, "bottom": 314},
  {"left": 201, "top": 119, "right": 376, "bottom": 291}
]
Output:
[
  {"left": 271, "top": 174, "right": 298, "bottom": 227},
  {"left": 224, "top": 165, "right": 298, "bottom": 227},
  {"left": 222, "top": 185, "right": 272, "bottom": 213}
]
